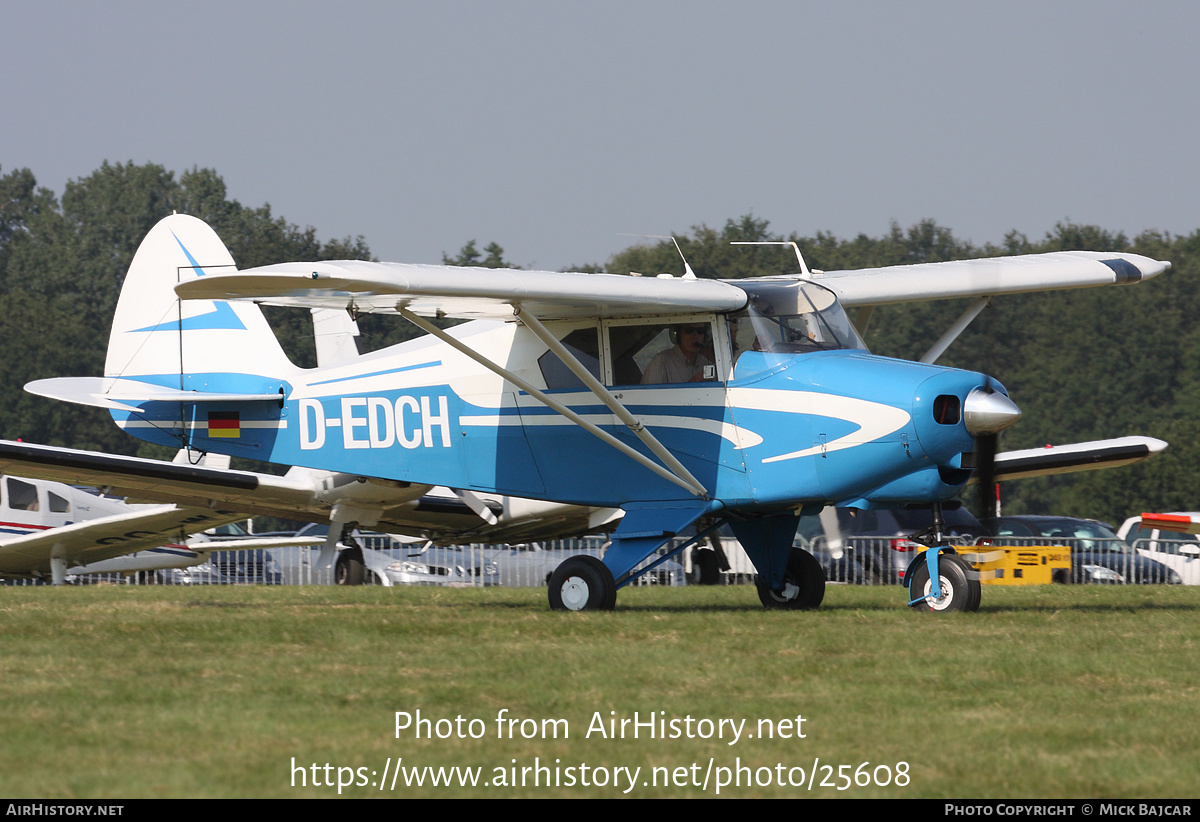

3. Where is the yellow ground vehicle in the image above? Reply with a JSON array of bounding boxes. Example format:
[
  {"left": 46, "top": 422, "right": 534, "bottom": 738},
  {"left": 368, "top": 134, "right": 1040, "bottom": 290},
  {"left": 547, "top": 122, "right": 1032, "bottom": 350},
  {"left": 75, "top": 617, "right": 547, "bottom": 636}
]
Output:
[{"left": 919, "top": 542, "right": 1071, "bottom": 586}]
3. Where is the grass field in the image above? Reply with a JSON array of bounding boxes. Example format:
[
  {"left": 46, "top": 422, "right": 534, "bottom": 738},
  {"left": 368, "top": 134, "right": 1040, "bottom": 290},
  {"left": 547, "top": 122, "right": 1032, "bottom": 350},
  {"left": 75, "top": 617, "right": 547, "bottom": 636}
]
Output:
[{"left": 1, "top": 583, "right": 1197, "bottom": 799}]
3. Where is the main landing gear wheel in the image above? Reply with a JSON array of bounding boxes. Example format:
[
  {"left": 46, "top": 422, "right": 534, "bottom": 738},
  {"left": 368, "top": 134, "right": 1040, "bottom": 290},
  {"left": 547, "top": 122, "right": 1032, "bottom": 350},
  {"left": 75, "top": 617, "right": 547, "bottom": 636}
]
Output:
[
  {"left": 907, "top": 552, "right": 981, "bottom": 613},
  {"left": 548, "top": 556, "right": 616, "bottom": 611},
  {"left": 755, "top": 547, "right": 826, "bottom": 610},
  {"left": 335, "top": 548, "right": 366, "bottom": 586}
]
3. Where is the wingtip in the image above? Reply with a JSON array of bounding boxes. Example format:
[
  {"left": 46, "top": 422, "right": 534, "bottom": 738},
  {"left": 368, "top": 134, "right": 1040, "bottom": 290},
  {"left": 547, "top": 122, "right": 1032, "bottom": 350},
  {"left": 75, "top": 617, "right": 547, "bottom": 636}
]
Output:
[
  {"left": 1145, "top": 436, "right": 1169, "bottom": 453},
  {"left": 1149, "top": 259, "right": 1172, "bottom": 278}
]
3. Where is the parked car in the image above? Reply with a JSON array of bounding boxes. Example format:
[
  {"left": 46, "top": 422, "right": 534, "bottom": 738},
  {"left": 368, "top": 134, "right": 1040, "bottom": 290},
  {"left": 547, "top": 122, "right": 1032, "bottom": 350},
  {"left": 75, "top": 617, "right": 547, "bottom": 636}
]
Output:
[
  {"left": 993, "top": 516, "right": 1180, "bottom": 584},
  {"left": 137, "top": 562, "right": 231, "bottom": 585},
  {"left": 273, "top": 525, "right": 499, "bottom": 586},
  {"left": 207, "top": 548, "right": 284, "bottom": 585},
  {"left": 1117, "top": 514, "right": 1200, "bottom": 585},
  {"left": 368, "top": 540, "right": 499, "bottom": 587},
  {"left": 797, "top": 502, "right": 985, "bottom": 584}
]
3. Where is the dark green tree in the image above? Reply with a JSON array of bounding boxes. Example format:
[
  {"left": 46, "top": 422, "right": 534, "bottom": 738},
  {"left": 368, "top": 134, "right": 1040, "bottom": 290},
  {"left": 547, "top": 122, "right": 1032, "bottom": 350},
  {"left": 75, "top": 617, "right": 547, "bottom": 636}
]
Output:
[
  {"left": 442, "top": 239, "right": 518, "bottom": 269},
  {"left": 0, "top": 162, "right": 375, "bottom": 453}
]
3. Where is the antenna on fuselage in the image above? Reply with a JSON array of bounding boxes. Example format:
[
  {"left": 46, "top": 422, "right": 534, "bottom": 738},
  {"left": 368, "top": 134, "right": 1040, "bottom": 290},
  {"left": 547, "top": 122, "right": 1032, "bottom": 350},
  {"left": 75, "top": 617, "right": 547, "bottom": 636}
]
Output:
[
  {"left": 617, "top": 234, "right": 697, "bottom": 279},
  {"left": 731, "top": 241, "right": 817, "bottom": 278}
]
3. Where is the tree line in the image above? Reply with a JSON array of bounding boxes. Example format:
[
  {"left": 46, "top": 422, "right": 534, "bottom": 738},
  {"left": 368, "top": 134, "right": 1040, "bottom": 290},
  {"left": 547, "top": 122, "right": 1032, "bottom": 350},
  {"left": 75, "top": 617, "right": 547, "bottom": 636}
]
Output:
[{"left": 2, "top": 161, "right": 1196, "bottom": 527}]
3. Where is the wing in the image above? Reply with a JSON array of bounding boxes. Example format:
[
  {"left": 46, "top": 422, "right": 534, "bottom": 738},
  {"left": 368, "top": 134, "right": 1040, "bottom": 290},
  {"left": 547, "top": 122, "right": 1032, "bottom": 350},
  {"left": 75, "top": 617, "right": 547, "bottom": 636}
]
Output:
[
  {"left": 171, "top": 250, "right": 1168, "bottom": 320},
  {"left": 0, "top": 439, "right": 418, "bottom": 525},
  {"left": 969, "top": 436, "right": 1168, "bottom": 483},
  {"left": 811, "top": 251, "right": 1169, "bottom": 307},
  {"left": 0, "top": 504, "right": 246, "bottom": 578},
  {"left": 173, "top": 261, "right": 748, "bottom": 320},
  {"left": 0, "top": 440, "right": 326, "bottom": 518}
]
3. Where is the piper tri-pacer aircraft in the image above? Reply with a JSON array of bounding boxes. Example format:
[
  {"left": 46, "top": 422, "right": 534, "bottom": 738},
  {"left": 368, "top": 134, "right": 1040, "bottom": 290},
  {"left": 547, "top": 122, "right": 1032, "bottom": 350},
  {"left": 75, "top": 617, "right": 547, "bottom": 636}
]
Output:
[{"left": 26, "top": 214, "right": 1170, "bottom": 611}]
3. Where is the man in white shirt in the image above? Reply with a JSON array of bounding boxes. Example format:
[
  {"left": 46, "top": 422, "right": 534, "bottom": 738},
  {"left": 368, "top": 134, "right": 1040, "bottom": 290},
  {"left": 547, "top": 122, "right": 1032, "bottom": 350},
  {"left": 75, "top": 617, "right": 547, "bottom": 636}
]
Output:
[{"left": 642, "top": 324, "right": 713, "bottom": 384}]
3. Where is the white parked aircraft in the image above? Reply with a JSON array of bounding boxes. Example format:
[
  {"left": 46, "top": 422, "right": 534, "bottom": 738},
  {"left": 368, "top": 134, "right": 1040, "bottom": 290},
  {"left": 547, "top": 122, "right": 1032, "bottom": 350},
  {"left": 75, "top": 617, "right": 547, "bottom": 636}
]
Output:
[{"left": 0, "top": 471, "right": 247, "bottom": 584}]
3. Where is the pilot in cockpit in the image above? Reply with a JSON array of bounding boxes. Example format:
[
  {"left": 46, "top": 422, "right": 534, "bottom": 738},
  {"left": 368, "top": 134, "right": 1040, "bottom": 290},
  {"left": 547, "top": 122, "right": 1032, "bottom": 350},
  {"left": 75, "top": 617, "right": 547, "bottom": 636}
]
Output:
[{"left": 642, "top": 323, "right": 714, "bottom": 384}]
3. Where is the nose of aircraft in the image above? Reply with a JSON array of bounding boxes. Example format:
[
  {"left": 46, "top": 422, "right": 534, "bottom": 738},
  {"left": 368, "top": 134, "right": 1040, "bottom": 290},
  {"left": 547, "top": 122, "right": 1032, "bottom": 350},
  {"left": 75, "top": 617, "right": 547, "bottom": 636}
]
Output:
[{"left": 963, "top": 387, "right": 1022, "bottom": 436}]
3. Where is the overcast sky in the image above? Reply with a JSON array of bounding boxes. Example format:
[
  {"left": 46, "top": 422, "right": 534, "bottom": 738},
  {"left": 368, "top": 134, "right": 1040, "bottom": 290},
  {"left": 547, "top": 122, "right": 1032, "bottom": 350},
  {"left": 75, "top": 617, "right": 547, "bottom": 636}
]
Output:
[{"left": 4, "top": 1, "right": 1198, "bottom": 271}]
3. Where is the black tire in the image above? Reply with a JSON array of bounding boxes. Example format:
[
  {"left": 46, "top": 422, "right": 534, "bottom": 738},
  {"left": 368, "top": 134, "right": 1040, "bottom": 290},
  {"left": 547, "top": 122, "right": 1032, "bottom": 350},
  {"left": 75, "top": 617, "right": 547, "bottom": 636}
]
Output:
[
  {"left": 691, "top": 549, "right": 721, "bottom": 586},
  {"left": 335, "top": 548, "right": 366, "bottom": 586},
  {"left": 755, "top": 547, "right": 825, "bottom": 610},
  {"left": 548, "top": 556, "right": 616, "bottom": 611},
  {"left": 908, "top": 552, "right": 980, "bottom": 613},
  {"left": 962, "top": 560, "right": 982, "bottom": 613}
]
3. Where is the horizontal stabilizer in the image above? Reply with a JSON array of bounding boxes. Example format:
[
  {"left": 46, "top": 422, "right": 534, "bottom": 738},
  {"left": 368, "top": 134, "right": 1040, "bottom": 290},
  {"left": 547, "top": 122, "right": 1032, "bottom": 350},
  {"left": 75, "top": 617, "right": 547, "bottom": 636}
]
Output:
[{"left": 25, "top": 377, "right": 283, "bottom": 412}]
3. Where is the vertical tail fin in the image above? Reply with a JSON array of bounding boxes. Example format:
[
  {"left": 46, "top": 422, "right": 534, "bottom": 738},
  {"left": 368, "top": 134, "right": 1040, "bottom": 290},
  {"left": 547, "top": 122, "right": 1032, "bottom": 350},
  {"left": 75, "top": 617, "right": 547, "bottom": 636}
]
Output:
[{"left": 105, "top": 214, "right": 294, "bottom": 385}]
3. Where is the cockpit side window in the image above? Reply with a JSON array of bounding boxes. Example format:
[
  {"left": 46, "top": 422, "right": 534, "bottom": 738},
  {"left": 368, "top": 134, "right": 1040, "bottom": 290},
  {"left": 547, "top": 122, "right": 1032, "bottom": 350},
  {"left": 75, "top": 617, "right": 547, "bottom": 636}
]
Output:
[
  {"left": 605, "top": 319, "right": 719, "bottom": 386},
  {"left": 6, "top": 478, "right": 39, "bottom": 511}
]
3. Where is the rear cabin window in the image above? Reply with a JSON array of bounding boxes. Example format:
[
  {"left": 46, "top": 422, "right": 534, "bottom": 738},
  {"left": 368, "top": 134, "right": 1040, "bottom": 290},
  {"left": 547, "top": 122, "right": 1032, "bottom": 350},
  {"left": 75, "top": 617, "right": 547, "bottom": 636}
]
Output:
[{"left": 537, "top": 328, "right": 601, "bottom": 390}]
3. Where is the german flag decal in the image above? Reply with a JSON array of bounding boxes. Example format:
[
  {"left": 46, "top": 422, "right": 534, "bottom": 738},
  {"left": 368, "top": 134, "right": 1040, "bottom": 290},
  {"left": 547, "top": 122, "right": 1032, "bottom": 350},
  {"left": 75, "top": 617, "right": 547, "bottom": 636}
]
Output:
[{"left": 208, "top": 411, "right": 240, "bottom": 438}]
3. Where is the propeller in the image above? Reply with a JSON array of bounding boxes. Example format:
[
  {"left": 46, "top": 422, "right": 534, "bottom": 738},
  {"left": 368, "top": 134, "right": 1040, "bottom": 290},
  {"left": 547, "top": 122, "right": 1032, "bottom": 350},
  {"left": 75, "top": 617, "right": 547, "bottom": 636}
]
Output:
[{"left": 973, "top": 429, "right": 999, "bottom": 532}]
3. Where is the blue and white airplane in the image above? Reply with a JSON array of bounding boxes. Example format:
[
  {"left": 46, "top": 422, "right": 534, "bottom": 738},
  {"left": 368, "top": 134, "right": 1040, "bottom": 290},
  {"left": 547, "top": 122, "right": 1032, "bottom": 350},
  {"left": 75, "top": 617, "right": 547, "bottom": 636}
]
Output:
[{"left": 23, "top": 214, "right": 1170, "bottom": 611}]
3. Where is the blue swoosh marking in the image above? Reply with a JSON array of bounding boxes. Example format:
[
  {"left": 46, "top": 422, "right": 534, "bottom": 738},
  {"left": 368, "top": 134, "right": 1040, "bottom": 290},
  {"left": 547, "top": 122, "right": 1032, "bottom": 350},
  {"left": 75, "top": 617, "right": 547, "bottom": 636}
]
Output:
[{"left": 128, "top": 232, "right": 247, "bottom": 333}]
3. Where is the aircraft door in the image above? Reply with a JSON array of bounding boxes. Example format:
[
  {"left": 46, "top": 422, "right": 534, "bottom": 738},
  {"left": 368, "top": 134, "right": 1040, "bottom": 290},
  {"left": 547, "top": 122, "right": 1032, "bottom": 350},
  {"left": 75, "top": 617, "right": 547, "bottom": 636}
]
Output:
[{"left": 599, "top": 317, "right": 748, "bottom": 490}]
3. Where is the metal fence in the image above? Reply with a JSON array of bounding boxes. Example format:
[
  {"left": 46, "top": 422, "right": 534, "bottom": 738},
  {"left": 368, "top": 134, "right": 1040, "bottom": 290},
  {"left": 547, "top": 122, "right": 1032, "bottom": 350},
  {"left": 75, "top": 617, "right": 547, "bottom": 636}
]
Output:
[
  {"left": 10, "top": 534, "right": 1190, "bottom": 588},
  {"left": 27, "top": 536, "right": 684, "bottom": 588},
  {"left": 806, "top": 535, "right": 1184, "bottom": 586}
]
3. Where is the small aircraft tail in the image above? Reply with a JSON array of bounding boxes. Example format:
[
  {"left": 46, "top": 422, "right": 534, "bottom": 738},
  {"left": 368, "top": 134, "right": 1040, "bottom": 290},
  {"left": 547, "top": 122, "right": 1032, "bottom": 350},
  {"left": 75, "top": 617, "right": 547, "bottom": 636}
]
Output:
[
  {"left": 104, "top": 214, "right": 294, "bottom": 383},
  {"left": 26, "top": 214, "right": 298, "bottom": 451}
]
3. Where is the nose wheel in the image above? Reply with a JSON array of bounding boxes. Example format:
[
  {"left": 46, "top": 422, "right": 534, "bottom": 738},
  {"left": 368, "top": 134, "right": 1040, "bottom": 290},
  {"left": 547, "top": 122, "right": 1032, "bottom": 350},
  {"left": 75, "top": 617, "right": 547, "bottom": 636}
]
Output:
[
  {"left": 549, "top": 556, "right": 617, "bottom": 611},
  {"left": 907, "top": 551, "right": 980, "bottom": 612}
]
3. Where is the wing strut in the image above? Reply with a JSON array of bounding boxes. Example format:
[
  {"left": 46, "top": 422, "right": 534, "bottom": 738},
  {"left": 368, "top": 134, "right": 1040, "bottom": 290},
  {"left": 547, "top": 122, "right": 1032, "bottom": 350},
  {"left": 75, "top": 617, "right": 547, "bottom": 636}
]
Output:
[
  {"left": 397, "top": 308, "right": 707, "bottom": 498},
  {"left": 919, "top": 297, "right": 991, "bottom": 364}
]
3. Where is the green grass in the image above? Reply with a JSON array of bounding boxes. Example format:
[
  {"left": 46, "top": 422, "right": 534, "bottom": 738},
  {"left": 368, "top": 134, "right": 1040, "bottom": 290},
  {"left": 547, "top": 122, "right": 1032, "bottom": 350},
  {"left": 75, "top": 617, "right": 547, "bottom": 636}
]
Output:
[{"left": 1, "top": 584, "right": 1197, "bottom": 798}]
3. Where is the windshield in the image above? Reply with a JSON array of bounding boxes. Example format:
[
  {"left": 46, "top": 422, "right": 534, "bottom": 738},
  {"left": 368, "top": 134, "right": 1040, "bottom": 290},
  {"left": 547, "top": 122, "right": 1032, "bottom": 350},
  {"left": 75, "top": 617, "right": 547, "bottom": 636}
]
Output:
[{"left": 728, "top": 280, "right": 867, "bottom": 378}]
